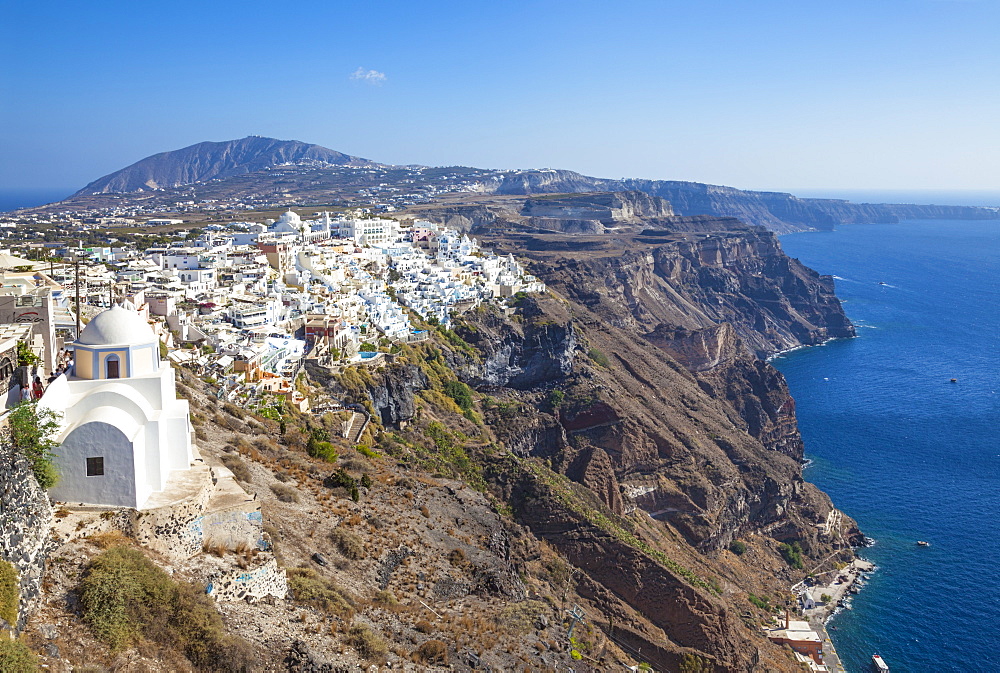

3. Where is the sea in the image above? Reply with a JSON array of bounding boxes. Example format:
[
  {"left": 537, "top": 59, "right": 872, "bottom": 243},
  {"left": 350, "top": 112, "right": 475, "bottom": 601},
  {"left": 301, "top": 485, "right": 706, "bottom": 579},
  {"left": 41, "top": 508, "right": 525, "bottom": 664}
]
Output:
[
  {"left": 0, "top": 189, "right": 73, "bottom": 213},
  {"left": 773, "top": 219, "right": 1000, "bottom": 673}
]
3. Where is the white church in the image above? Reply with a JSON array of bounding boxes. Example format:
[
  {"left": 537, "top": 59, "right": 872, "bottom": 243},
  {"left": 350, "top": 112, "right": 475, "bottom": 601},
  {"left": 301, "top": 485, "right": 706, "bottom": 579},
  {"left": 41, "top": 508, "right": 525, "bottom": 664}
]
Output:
[{"left": 41, "top": 303, "right": 194, "bottom": 509}]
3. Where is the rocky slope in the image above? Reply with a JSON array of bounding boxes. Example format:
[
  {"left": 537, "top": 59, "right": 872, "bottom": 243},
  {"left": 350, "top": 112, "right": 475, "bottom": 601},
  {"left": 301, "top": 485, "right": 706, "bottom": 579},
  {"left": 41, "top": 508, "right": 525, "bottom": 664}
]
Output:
[
  {"left": 294, "top": 214, "right": 863, "bottom": 670},
  {"left": 74, "top": 137, "right": 373, "bottom": 195},
  {"left": 14, "top": 197, "right": 868, "bottom": 672}
]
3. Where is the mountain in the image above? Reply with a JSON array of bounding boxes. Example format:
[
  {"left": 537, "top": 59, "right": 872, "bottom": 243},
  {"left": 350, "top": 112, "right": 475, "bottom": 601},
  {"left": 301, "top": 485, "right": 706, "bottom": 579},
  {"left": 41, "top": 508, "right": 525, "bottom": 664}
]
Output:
[
  {"left": 73, "top": 136, "right": 373, "bottom": 195},
  {"left": 51, "top": 137, "right": 998, "bottom": 232}
]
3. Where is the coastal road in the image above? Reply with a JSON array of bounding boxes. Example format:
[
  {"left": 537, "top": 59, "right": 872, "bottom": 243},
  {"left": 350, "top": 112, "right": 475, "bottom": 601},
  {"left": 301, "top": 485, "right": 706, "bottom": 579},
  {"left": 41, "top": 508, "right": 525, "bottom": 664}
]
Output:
[{"left": 814, "top": 621, "right": 846, "bottom": 673}]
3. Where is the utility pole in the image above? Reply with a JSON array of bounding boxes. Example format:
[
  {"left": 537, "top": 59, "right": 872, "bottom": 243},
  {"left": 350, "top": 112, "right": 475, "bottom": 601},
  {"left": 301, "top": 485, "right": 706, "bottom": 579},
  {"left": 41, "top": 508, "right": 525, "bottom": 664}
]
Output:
[
  {"left": 74, "top": 255, "right": 81, "bottom": 338},
  {"left": 566, "top": 604, "right": 586, "bottom": 641}
]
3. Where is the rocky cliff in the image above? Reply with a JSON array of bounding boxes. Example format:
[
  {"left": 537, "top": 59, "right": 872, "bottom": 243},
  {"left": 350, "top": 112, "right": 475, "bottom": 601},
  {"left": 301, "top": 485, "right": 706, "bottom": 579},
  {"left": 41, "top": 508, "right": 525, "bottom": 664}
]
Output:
[
  {"left": 482, "top": 170, "right": 998, "bottom": 233},
  {"left": 300, "top": 215, "right": 862, "bottom": 670}
]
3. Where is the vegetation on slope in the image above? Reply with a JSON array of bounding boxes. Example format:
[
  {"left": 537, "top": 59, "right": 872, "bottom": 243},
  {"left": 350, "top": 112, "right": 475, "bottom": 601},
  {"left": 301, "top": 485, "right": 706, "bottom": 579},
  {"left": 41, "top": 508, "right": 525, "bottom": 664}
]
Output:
[{"left": 79, "top": 546, "right": 256, "bottom": 671}]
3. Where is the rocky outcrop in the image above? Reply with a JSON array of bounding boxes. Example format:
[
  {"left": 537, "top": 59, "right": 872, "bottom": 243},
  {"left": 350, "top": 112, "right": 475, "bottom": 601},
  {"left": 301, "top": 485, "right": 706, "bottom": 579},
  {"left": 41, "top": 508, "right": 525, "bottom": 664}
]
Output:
[
  {"left": 492, "top": 461, "right": 764, "bottom": 672},
  {"left": 461, "top": 309, "right": 576, "bottom": 389},
  {"left": 528, "top": 226, "right": 854, "bottom": 359},
  {"left": 307, "top": 212, "right": 859, "bottom": 670},
  {"left": 649, "top": 323, "right": 803, "bottom": 458},
  {"left": 521, "top": 191, "right": 674, "bottom": 222},
  {"left": 0, "top": 442, "right": 53, "bottom": 632}
]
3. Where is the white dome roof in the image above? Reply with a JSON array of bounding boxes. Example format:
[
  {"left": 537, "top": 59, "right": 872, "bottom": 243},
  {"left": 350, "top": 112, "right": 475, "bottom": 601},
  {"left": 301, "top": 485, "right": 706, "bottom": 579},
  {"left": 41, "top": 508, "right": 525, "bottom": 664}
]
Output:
[{"left": 77, "top": 305, "right": 156, "bottom": 346}]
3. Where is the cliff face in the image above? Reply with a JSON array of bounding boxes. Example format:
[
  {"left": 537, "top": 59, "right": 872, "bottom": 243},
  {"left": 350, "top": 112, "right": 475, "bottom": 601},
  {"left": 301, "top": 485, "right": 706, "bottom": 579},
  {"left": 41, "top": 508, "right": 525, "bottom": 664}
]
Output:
[
  {"left": 526, "top": 227, "right": 855, "bottom": 359},
  {"left": 304, "top": 214, "right": 862, "bottom": 671},
  {"left": 409, "top": 190, "right": 678, "bottom": 236},
  {"left": 482, "top": 170, "right": 998, "bottom": 232}
]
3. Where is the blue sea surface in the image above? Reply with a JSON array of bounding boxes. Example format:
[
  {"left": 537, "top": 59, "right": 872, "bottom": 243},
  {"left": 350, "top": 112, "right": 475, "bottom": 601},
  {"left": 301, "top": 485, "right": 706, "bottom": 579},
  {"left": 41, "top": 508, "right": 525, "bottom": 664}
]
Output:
[
  {"left": 774, "top": 220, "right": 1000, "bottom": 673},
  {"left": 0, "top": 189, "right": 72, "bottom": 212}
]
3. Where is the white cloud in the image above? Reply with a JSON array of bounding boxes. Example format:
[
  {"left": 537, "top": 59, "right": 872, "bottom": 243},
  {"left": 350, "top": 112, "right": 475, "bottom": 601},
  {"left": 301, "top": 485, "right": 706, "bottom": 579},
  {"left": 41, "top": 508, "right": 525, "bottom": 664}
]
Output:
[{"left": 350, "top": 67, "right": 386, "bottom": 85}]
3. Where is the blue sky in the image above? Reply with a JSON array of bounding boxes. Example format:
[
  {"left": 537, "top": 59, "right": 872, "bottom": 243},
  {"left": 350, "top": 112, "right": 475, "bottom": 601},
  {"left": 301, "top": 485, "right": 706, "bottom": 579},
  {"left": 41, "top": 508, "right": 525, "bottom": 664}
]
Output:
[{"left": 2, "top": 0, "right": 998, "bottom": 193}]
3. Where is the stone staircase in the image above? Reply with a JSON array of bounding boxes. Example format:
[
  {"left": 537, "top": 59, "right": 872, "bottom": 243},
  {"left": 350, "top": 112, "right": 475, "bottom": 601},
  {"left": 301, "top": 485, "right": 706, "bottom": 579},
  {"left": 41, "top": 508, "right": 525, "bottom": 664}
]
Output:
[{"left": 343, "top": 411, "right": 369, "bottom": 444}]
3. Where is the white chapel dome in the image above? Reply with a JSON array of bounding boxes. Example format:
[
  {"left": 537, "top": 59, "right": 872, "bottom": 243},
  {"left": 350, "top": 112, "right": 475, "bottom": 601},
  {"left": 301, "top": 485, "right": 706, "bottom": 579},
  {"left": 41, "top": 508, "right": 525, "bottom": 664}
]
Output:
[{"left": 78, "top": 305, "right": 156, "bottom": 346}]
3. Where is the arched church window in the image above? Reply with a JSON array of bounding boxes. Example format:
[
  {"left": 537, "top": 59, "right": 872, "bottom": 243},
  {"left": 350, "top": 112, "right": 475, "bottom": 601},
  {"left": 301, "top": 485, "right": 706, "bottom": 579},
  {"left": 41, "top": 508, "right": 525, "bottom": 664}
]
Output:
[{"left": 106, "top": 355, "right": 120, "bottom": 379}]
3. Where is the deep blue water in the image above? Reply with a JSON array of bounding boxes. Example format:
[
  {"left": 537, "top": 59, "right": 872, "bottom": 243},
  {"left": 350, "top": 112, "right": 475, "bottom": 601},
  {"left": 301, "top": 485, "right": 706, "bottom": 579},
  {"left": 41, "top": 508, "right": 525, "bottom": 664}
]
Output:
[
  {"left": 0, "top": 189, "right": 73, "bottom": 212},
  {"left": 774, "top": 220, "right": 1000, "bottom": 673}
]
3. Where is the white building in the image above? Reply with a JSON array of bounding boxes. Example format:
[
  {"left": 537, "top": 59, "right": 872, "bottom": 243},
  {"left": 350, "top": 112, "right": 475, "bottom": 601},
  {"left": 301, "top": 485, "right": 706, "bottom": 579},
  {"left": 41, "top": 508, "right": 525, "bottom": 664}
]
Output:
[{"left": 41, "top": 304, "right": 194, "bottom": 509}]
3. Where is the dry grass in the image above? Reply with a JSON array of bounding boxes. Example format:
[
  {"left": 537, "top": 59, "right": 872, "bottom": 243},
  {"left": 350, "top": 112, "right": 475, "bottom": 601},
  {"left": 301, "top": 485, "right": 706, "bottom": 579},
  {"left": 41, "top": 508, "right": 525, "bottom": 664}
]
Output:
[
  {"left": 348, "top": 624, "right": 387, "bottom": 661},
  {"left": 414, "top": 639, "right": 448, "bottom": 665},
  {"left": 270, "top": 483, "right": 300, "bottom": 503},
  {"left": 221, "top": 454, "right": 252, "bottom": 482},
  {"left": 330, "top": 528, "right": 364, "bottom": 560},
  {"left": 88, "top": 530, "right": 132, "bottom": 549}
]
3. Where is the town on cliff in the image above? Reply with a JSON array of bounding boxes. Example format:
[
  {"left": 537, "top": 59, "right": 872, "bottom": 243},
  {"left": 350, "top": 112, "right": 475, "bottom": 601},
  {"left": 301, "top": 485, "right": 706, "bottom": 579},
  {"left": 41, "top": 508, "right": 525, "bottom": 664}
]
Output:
[{"left": 0, "top": 151, "right": 875, "bottom": 672}]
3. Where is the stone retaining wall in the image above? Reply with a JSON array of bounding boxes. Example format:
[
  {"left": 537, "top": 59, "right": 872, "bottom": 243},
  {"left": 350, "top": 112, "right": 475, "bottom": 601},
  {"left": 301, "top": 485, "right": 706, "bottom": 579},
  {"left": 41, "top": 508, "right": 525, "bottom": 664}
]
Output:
[
  {"left": 206, "top": 556, "right": 287, "bottom": 602},
  {"left": 0, "top": 443, "right": 53, "bottom": 633}
]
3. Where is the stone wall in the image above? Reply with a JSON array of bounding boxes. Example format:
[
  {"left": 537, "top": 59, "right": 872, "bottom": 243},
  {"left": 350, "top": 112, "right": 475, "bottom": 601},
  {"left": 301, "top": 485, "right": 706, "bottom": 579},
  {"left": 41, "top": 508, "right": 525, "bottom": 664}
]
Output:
[
  {"left": 206, "top": 556, "right": 287, "bottom": 602},
  {"left": 0, "top": 442, "right": 53, "bottom": 632},
  {"left": 104, "top": 464, "right": 265, "bottom": 561},
  {"left": 202, "top": 505, "right": 265, "bottom": 552}
]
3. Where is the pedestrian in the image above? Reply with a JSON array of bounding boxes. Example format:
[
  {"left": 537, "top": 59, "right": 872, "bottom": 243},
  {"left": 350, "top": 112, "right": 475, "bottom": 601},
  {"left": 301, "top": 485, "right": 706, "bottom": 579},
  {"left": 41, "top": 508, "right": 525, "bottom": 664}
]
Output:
[{"left": 32, "top": 376, "right": 43, "bottom": 400}]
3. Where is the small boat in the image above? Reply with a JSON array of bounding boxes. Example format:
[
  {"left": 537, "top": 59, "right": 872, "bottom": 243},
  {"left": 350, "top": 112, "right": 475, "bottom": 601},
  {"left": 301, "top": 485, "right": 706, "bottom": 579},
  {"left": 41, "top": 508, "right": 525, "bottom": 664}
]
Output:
[
  {"left": 878, "top": 281, "right": 887, "bottom": 285},
  {"left": 872, "top": 653, "right": 890, "bottom": 671},
  {"left": 917, "top": 540, "right": 930, "bottom": 547},
  {"left": 950, "top": 378, "right": 957, "bottom": 383}
]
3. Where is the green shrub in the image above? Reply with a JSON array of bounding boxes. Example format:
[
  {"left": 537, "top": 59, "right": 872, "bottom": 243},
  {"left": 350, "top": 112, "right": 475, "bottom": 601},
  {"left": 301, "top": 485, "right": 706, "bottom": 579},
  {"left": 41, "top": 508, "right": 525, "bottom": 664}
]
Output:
[
  {"left": 360, "top": 473, "right": 373, "bottom": 489},
  {"left": 348, "top": 624, "right": 387, "bottom": 660},
  {"left": 587, "top": 348, "right": 610, "bottom": 368},
  {"left": 79, "top": 547, "right": 256, "bottom": 669},
  {"left": 7, "top": 401, "right": 61, "bottom": 488},
  {"left": 729, "top": 540, "right": 747, "bottom": 556},
  {"left": 325, "top": 468, "right": 359, "bottom": 501},
  {"left": 286, "top": 567, "right": 354, "bottom": 618},
  {"left": 0, "top": 560, "right": 18, "bottom": 628},
  {"left": 442, "top": 380, "right": 473, "bottom": 413},
  {"left": 778, "top": 541, "right": 805, "bottom": 569},
  {"left": 307, "top": 436, "right": 338, "bottom": 462},
  {"left": 80, "top": 547, "right": 174, "bottom": 649},
  {"left": 680, "top": 653, "right": 712, "bottom": 673},
  {"left": 330, "top": 528, "right": 364, "bottom": 560},
  {"left": 15, "top": 342, "right": 39, "bottom": 368},
  {"left": 0, "top": 638, "right": 37, "bottom": 672},
  {"left": 748, "top": 593, "right": 770, "bottom": 611},
  {"left": 548, "top": 389, "right": 565, "bottom": 409},
  {"left": 356, "top": 444, "right": 379, "bottom": 459},
  {"left": 821, "top": 593, "right": 832, "bottom": 603}
]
